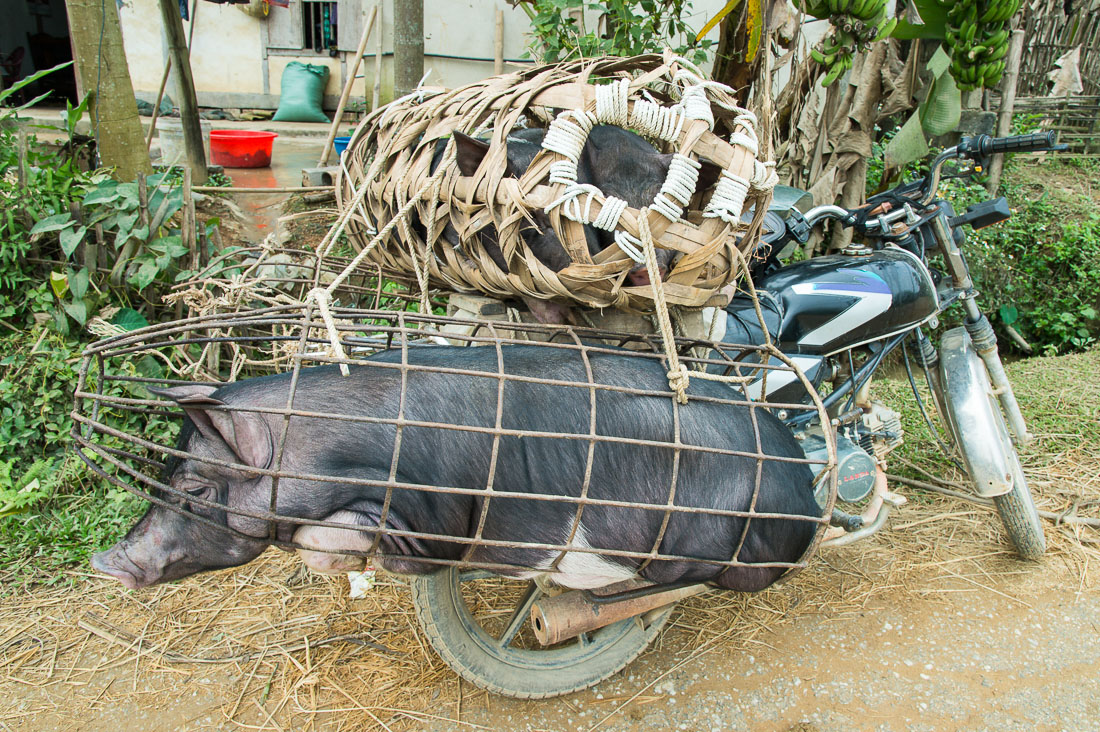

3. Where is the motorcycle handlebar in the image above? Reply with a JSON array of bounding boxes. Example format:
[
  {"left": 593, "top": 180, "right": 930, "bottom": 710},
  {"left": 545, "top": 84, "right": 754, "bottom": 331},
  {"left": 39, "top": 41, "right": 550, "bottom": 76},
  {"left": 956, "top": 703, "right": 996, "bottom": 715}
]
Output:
[
  {"left": 957, "top": 132, "right": 1060, "bottom": 158},
  {"left": 801, "top": 133, "right": 1064, "bottom": 227}
]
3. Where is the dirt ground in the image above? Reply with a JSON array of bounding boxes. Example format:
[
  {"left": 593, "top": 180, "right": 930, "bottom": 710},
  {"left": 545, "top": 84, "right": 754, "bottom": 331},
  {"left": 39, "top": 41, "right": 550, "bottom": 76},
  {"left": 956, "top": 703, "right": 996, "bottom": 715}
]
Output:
[{"left": 3, "top": 529, "right": 1097, "bottom": 732}]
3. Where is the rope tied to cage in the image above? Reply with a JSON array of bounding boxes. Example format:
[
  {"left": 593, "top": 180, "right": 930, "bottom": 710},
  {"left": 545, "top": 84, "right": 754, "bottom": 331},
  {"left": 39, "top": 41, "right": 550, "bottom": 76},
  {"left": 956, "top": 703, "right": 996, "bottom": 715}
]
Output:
[
  {"left": 306, "top": 149, "right": 455, "bottom": 373},
  {"left": 637, "top": 209, "right": 689, "bottom": 404}
]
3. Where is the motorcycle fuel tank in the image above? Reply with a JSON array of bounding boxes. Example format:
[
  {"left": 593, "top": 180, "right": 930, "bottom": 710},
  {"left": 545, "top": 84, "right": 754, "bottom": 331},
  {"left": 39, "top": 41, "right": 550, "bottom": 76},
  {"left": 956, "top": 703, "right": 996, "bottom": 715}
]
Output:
[{"left": 758, "top": 248, "right": 938, "bottom": 355}]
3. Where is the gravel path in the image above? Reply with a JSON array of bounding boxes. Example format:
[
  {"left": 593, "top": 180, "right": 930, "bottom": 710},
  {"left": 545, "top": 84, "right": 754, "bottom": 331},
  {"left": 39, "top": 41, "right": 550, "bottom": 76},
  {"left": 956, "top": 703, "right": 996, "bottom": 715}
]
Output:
[{"left": 432, "top": 563, "right": 1100, "bottom": 732}]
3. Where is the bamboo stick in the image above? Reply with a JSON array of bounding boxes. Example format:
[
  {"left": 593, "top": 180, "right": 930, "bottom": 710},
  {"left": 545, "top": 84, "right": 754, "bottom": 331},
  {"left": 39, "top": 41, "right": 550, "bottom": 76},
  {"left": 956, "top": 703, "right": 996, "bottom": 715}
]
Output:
[
  {"left": 319, "top": 4, "right": 378, "bottom": 167},
  {"left": 372, "top": 1, "right": 383, "bottom": 111},
  {"left": 146, "top": 58, "right": 172, "bottom": 152},
  {"left": 493, "top": 10, "right": 504, "bottom": 76},
  {"left": 986, "top": 30, "right": 1026, "bottom": 195},
  {"left": 191, "top": 185, "right": 332, "bottom": 193}
]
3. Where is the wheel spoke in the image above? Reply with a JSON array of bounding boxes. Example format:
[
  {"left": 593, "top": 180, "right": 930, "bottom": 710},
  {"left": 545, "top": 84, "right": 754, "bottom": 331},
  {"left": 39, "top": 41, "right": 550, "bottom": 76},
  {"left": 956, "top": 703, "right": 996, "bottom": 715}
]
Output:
[{"left": 495, "top": 581, "right": 542, "bottom": 648}]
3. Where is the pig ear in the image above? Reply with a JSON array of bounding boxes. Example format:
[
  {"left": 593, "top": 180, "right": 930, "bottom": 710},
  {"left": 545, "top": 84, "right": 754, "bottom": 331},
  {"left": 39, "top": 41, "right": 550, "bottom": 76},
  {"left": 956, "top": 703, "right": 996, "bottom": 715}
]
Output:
[
  {"left": 148, "top": 383, "right": 220, "bottom": 401},
  {"left": 695, "top": 158, "right": 724, "bottom": 194},
  {"left": 454, "top": 132, "right": 491, "bottom": 176},
  {"left": 154, "top": 389, "right": 273, "bottom": 469}
]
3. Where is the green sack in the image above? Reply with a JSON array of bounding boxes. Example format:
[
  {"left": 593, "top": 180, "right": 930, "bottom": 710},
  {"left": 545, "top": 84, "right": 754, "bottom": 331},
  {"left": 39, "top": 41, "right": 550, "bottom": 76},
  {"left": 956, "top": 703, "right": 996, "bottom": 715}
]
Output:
[{"left": 272, "top": 62, "right": 330, "bottom": 123}]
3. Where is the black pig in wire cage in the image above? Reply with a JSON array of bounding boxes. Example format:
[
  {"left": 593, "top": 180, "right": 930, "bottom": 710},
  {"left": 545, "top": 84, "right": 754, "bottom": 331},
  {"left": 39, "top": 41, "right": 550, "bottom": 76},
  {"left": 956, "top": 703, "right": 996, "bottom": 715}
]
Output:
[{"left": 73, "top": 307, "right": 837, "bottom": 591}]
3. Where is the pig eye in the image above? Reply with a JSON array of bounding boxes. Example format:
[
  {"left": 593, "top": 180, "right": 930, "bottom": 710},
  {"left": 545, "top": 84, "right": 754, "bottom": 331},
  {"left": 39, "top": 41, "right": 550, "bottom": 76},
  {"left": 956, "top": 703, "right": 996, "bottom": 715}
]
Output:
[{"left": 184, "top": 484, "right": 212, "bottom": 499}]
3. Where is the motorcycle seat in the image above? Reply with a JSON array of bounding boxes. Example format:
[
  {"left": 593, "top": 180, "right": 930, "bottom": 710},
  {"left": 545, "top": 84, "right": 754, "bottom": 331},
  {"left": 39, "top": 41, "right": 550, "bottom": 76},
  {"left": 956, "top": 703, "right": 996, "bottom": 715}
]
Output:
[{"left": 720, "top": 290, "right": 784, "bottom": 349}]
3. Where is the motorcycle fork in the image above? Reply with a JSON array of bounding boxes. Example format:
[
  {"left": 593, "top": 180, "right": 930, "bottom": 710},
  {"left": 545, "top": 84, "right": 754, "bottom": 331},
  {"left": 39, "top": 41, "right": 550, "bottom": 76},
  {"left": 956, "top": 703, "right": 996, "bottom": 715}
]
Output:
[{"left": 930, "top": 215, "right": 1033, "bottom": 445}]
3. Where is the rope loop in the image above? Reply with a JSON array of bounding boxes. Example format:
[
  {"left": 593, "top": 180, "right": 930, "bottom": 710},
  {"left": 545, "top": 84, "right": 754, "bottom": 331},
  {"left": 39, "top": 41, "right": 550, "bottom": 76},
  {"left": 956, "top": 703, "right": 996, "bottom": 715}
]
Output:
[
  {"left": 307, "top": 288, "right": 350, "bottom": 376},
  {"left": 594, "top": 78, "right": 630, "bottom": 126},
  {"left": 614, "top": 230, "right": 646, "bottom": 263},
  {"left": 703, "top": 169, "right": 751, "bottom": 223},
  {"left": 651, "top": 153, "right": 701, "bottom": 222},
  {"left": 629, "top": 99, "right": 686, "bottom": 143}
]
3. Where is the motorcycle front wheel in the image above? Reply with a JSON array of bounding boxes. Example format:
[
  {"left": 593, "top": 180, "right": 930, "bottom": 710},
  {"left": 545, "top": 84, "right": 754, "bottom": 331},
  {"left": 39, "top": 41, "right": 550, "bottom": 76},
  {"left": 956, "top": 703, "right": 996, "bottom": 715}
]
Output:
[
  {"left": 938, "top": 327, "right": 1045, "bottom": 559},
  {"left": 410, "top": 567, "right": 673, "bottom": 698}
]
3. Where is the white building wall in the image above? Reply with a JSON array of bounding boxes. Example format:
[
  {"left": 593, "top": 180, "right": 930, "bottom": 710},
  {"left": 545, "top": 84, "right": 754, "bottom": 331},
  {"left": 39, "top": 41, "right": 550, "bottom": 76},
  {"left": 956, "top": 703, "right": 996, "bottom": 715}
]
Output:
[{"left": 117, "top": 0, "right": 750, "bottom": 110}]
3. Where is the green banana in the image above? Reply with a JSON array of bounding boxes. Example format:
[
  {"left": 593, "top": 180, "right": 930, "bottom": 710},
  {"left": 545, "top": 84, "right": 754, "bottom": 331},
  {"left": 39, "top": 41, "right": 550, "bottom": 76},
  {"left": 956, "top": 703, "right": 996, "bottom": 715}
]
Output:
[{"left": 873, "top": 16, "right": 897, "bottom": 41}]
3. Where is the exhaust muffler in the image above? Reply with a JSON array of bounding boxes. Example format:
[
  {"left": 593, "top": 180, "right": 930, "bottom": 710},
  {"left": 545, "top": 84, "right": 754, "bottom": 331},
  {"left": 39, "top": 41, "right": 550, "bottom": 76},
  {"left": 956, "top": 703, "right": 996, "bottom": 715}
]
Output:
[{"left": 530, "top": 580, "right": 708, "bottom": 646}]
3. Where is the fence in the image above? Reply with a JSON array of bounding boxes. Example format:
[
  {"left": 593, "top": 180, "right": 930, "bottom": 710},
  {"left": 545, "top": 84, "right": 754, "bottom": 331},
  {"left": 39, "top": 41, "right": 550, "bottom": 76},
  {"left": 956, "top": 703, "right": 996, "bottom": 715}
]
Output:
[{"left": 1019, "top": 4, "right": 1100, "bottom": 96}]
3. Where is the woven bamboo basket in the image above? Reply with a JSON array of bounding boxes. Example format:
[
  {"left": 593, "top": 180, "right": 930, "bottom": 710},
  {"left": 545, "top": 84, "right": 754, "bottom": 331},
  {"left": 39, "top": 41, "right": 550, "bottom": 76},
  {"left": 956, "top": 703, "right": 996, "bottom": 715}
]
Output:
[{"left": 335, "top": 53, "right": 778, "bottom": 315}]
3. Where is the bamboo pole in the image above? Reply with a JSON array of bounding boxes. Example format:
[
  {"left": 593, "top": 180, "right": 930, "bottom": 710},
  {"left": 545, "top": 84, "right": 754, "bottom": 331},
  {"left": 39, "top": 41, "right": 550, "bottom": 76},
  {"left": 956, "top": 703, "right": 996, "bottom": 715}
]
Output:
[
  {"left": 157, "top": 0, "right": 208, "bottom": 184},
  {"left": 146, "top": 59, "right": 172, "bottom": 152},
  {"left": 191, "top": 185, "right": 332, "bottom": 193},
  {"left": 319, "top": 4, "right": 378, "bottom": 166},
  {"left": 372, "top": 1, "right": 383, "bottom": 111},
  {"left": 493, "top": 10, "right": 504, "bottom": 76},
  {"left": 986, "top": 29, "right": 1027, "bottom": 195}
]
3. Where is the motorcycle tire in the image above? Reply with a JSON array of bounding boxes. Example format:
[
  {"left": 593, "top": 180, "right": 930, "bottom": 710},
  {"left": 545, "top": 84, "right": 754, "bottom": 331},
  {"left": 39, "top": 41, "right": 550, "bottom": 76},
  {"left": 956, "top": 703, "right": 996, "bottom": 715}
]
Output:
[
  {"left": 410, "top": 567, "right": 673, "bottom": 699},
  {"left": 938, "top": 327, "right": 1045, "bottom": 559}
]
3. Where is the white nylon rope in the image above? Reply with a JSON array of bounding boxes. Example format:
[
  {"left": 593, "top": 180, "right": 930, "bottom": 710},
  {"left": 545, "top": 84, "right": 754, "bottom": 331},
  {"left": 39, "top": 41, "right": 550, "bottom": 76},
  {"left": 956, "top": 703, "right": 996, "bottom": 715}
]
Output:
[
  {"left": 542, "top": 110, "right": 595, "bottom": 185},
  {"left": 629, "top": 98, "right": 686, "bottom": 143},
  {"left": 651, "top": 153, "right": 701, "bottom": 222},
  {"left": 594, "top": 78, "right": 630, "bottom": 126}
]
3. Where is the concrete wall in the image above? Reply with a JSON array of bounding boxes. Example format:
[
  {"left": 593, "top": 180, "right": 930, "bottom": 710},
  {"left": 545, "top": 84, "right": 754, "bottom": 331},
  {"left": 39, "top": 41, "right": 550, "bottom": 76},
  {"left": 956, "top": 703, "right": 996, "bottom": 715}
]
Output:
[{"left": 117, "top": 0, "right": 747, "bottom": 110}]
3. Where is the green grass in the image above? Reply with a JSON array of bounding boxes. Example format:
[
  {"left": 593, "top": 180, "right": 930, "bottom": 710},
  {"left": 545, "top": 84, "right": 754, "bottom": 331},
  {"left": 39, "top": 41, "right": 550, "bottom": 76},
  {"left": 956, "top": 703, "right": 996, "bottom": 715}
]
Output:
[{"left": 873, "top": 345, "right": 1100, "bottom": 502}]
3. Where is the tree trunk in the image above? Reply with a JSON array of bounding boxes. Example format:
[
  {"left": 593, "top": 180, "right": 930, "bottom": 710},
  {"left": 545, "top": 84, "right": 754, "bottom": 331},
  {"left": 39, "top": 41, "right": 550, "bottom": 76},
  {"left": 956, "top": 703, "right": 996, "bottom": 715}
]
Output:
[
  {"left": 157, "top": 0, "right": 208, "bottom": 184},
  {"left": 393, "top": 0, "right": 424, "bottom": 99},
  {"left": 711, "top": 2, "right": 762, "bottom": 105},
  {"left": 64, "top": 0, "right": 152, "bottom": 181}
]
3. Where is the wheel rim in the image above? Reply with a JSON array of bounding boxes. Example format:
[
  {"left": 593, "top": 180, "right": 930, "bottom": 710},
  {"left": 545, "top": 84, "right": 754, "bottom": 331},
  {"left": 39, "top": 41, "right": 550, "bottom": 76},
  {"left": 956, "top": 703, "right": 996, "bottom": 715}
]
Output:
[{"left": 442, "top": 568, "right": 663, "bottom": 671}]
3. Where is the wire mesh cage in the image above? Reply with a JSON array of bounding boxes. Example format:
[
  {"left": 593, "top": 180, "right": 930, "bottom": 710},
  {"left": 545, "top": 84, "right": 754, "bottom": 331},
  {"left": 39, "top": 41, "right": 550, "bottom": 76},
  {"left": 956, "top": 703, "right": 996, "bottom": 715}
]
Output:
[{"left": 73, "top": 308, "right": 837, "bottom": 591}]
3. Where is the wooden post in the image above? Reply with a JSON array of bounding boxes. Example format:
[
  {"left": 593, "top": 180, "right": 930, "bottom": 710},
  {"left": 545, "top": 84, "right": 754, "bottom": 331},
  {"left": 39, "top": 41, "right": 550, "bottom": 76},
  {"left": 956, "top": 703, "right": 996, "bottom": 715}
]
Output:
[
  {"left": 393, "top": 0, "right": 424, "bottom": 99},
  {"left": 319, "top": 4, "right": 378, "bottom": 166},
  {"left": 372, "top": 1, "right": 383, "bottom": 111},
  {"left": 157, "top": 0, "right": 208, "bottom": 184},
  {"left": 493, "top": 10, "right": 504, "bottom": 76},
  {"left": 986, "top": 29, "right": 1026, "bottom": 195},
  {"left": 64, "top": 0, "right": 152, "bottom": 181}
]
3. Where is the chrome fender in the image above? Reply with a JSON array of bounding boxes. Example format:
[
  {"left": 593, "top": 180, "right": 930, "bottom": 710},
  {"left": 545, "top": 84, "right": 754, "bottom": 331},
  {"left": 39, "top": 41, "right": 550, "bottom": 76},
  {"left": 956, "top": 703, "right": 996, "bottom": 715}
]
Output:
[{"left": 938, "top": 327, "right": 1014, "bottom": 498}]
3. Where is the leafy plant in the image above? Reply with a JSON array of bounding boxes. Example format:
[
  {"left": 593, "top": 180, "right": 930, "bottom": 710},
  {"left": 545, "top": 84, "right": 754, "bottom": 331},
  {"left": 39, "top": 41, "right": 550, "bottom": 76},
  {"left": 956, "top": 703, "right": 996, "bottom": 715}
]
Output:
[
  {"left": 518, "top": 0, "right": 713, "bottom": 64},
  {"left": 0, "top": 327, "right": 175, "bottom": 587}
]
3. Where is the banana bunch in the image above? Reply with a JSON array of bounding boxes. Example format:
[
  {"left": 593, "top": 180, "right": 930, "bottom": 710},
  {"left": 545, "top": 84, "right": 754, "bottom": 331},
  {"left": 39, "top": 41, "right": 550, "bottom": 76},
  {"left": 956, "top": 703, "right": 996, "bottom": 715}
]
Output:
[
  {"left": 802, "top": 0, "right": 898, "bottom": 87},
  {"left": 941, "top": 0, "right": 1021, "bottom": 90}
]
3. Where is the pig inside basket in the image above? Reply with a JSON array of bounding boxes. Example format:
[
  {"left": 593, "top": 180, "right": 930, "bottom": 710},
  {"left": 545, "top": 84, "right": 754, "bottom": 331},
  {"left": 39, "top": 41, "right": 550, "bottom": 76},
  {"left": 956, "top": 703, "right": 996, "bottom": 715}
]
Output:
[{"left": 78, "top": 311, "right": 833, "bottom": 603}]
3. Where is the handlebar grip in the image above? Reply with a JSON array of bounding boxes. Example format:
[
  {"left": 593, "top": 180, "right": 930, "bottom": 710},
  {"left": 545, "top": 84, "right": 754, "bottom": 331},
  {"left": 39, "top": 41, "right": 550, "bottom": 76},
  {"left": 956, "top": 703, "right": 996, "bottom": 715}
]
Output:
[{"left": 960, "top": 132, "right": 1058, "bottom": 157}]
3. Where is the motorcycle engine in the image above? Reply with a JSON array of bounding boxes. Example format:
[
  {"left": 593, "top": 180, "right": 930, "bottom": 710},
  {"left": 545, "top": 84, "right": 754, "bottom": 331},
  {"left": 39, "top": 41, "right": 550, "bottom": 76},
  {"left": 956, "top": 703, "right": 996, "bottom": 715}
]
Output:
[
  {"left": 798, "top": 430, "right": 877, "bottom": 505},
  {"left": 796, "top": 403, "right": 903, "bottom": 505}
]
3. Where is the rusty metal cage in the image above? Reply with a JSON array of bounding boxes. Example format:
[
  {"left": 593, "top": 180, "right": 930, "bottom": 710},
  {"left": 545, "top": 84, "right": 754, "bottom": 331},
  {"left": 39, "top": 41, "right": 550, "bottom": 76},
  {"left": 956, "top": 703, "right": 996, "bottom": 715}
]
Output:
[{"left": 73, "top": 307, "right": 837, "bottom": 587}]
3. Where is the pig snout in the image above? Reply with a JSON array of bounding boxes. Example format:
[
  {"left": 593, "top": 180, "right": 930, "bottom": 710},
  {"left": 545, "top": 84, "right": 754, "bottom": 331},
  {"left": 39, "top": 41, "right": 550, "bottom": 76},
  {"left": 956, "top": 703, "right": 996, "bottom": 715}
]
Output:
[
  {"left": 91, "top": 543, "right": 156, "bottom": 590},
  {"left": 626, "top": 264, "right": 668, "bottom": 288}
]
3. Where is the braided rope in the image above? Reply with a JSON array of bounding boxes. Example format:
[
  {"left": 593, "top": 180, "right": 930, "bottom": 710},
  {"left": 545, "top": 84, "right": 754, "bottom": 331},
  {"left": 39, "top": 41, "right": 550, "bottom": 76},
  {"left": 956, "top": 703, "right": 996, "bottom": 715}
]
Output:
[
  {"left": 704, "top": 169, "right": 751, "bottom": 223},
  {"left": 629, "top": 98, "right": 686, "bottom": 143},
  {"left": 637, "top": 210, "right": 689, "bottom": 404}
]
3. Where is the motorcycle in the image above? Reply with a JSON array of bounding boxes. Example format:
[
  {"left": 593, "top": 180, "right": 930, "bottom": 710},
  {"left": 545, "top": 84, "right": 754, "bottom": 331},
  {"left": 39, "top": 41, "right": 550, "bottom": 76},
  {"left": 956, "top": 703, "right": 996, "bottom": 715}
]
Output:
[
  {"left": 406, "top": 132, "right": 1061, "bottom": 698},
  {"left": 714, "top": 130, "right": 1060, "bottom": 559}
]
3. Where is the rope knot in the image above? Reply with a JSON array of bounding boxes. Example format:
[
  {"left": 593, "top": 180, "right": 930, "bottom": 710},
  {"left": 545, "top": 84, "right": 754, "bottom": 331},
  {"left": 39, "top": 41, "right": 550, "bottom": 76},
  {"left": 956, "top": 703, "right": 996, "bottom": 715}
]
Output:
[
  {"left": 666, "top": 365, "right": 691, "bottom": 404},
  {"left": 307, "top": 287, "right": 350, "bottom": 376}
]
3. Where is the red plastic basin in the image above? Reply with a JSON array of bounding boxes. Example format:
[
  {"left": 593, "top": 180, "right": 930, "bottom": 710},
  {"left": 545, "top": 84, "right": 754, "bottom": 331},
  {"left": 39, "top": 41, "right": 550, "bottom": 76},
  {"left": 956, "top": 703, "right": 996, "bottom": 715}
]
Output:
[{"left": 209, "top": 130, "right": 278, "bottom": 168}]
